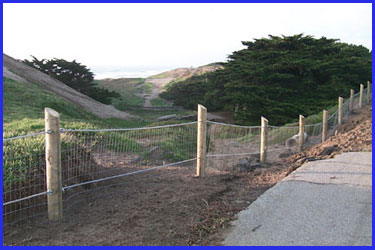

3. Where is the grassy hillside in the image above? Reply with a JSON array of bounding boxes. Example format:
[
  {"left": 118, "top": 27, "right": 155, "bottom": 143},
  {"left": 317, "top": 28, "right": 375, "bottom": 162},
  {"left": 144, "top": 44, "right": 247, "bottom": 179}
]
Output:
[
  {"left": 3, "top": 77, "right": 195, "bottom": 190},
  {"left": 3, "top": 77, "right": 147, "bottom": 138},
  {"left": 3, "top": 77, "right": 196, "bottom": 138},
  {"left": 94, "top": 78, "right": 150, "bottom": 110}
]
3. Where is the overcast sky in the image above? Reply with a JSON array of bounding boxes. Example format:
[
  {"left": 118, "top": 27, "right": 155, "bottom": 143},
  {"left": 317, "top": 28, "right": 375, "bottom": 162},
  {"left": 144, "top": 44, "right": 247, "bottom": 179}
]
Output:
[{"left": 3, "top": 3, "right": 372, "bottom": 78}]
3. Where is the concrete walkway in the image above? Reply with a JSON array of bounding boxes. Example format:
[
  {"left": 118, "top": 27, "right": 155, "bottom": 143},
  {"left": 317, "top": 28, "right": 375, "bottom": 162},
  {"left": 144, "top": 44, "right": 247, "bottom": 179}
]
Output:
[{"left": 223, "top": 152, "right": 372, "bottom": 246}]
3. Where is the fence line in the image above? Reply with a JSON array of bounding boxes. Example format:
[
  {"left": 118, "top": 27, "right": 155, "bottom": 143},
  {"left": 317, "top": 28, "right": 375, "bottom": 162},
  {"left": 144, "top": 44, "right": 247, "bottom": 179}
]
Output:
[
  {"left": 3, "top": 89, "right": 365, "bottom": 144},
  {"left": 3, "top": 131, "right": 47, "bottom": 142},
  {"left": 207, "top": 148, "right": 284, "bottom": 158},
  {"left": 61, "top": 158, "right": 196, "bottom": 192},
  {"left": 60, "top": 121, "right": 197, "bottom": 133},
  {"left": 3, "top": 191, "right": 49, "bottom": 206},
  {"left": 3, "top": 122, "right": 198, "bottom": 142},
  {"left": 3, "top": 83, "right": 372, "bottom": 226},
  {"left": 207, "top": 120, "right": 260, "bottom": 129}
]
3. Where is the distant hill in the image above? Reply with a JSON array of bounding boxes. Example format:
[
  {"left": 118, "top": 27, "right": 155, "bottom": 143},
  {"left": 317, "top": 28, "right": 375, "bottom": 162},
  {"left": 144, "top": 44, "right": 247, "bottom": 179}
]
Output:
[
  {"left": 96, "top": 63, "right": 223, "bottom": 108},
  {"left": 148, "top": 63, "right": 223, "bottom": 83}
]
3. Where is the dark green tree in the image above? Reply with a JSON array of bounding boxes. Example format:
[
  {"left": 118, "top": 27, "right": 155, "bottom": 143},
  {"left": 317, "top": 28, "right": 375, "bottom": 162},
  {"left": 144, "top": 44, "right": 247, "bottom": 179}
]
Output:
[
  {"left": 162, "top": 34, "right": 372, "bottom": 125},
  {"left": 24, "top": 56, "right": 120, "bottom": 104}
]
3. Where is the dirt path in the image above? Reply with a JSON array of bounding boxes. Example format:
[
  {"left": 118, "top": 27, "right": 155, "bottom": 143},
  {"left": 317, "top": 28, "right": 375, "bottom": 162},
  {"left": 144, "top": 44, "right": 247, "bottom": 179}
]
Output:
[
  {"left": 143, "top": 78, "right": 174, "bottom": 107},
  {"left": 3, "top": 54, "right": 135, "bottom": 120},
  {"left": 4, "top": 162, "right": 289, "bottom": 246}
]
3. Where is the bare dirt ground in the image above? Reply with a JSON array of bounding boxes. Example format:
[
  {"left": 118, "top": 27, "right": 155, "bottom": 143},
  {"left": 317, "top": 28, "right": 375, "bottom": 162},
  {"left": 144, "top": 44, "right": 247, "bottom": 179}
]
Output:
[
  {"left": 3, "top": 105, "right": 371, "bottom": 246},
  {"left": 143, "top": 78, "right": 174, "bottom": 107}
]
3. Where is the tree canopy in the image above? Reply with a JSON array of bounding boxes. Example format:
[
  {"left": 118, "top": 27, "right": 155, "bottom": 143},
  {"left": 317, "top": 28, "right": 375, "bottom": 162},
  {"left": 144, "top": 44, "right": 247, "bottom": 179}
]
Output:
[
  {"left": 24, "top": 56, "right": 120, "bottom": 104},
  {"left": 161, "top": 34, "right": 372, "bottom": 125}
]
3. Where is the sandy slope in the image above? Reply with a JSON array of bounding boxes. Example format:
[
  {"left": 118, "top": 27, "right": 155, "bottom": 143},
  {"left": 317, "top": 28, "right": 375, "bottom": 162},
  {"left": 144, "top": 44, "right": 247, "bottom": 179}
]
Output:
[
  {"left": 3, "top": 54, "right": 135, "bottom": 120},
  {"left": 143, "top": 65, "right": 222, "bottom": 107}
]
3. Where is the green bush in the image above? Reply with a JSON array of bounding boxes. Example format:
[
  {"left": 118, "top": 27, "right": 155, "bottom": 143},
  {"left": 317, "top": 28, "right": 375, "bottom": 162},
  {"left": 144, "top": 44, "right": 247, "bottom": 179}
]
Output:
[{"left": 3, "top": 136, "right": 45, "bottom": 190}]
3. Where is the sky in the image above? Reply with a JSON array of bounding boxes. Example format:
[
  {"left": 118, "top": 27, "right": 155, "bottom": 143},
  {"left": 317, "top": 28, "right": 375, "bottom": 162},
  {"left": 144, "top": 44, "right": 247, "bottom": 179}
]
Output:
[{"left": 3, "top": 3, "right": 372, "bottom": 79}]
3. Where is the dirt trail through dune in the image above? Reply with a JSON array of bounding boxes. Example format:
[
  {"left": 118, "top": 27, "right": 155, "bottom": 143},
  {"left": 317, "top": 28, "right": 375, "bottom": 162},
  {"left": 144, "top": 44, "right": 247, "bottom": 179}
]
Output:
[{"left": 143, "top": 78, "right": 174, "bottom": 107}]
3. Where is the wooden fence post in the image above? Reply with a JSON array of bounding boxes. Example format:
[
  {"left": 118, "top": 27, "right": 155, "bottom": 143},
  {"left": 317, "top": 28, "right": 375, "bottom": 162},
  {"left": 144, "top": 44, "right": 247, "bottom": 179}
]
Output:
[
  {"left": 367, "top": 81, "right": 371, "bottom": 103},
  {"left": 338, "top": 97, "right": 343, "bottom": 125},
  {"left": 359, "top": 84, "right": 364, "bottom": 108},
  {"left": 196, "top": 104, "right": 207, "bottom": 177},
  {"left": 298, "top": 115, "right": 305, "bottom": 153},
  {"left": 322, "top": 110, "right": 327, "bottom": 142},
  {"left": 45, "top": 108, "right": 63, "bottom": 222},
  {"left": 349, "top": 89, "right": 354, "bottom": 112},
  {"left": 260, "top": 116, "right": 268, "bottom": 164}
]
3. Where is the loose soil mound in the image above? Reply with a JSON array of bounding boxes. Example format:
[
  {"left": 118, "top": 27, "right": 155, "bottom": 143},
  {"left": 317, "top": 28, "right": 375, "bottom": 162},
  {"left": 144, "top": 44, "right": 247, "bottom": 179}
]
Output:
[{"left": 283, "top": 104, "right": 372, "bottom": 174}]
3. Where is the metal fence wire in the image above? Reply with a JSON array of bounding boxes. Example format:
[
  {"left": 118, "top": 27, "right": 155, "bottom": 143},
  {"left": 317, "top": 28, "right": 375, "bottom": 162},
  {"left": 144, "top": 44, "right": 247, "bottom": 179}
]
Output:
[
  {"left": 2, "top": 87, "right": 371, "bottom": 226},
  {"left": 3, "top": 132, "right": 47, "bottom": 224},
  {"left": 206, "top": 122, "right": 262, "bottom": 173},
  {"left": 3, "top": 122, "right": 198, "bottom": 225},
  {"left": 60, "top": 122, "right": 197, "bottom": 202},
  {"left": 204, "top": 88, "right": 370, "bottom": 174}
]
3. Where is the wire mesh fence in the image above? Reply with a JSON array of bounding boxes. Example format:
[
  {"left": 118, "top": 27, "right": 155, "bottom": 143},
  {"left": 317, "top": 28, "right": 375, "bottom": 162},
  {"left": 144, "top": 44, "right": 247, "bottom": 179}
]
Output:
[
  {"left": 206, "top": 122, "right": 262, "bottom": 173},
  {"left": 3, "top": 132, "right": 47, "bottom": 225},
  {"left": 2, "top": 86, "right": 372, "bottom": 228},
  {"left": 64, "top": 123, "right": 196, "bottom": 176},
  {"left": 60, "top": 123, "right": 197, "bottom": 205},
  {"left": 3, "top": 122, "right": 198, "bottom": 226},
  {"left": 206, "top": 87, "right": 371, "bottom": 174}
]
